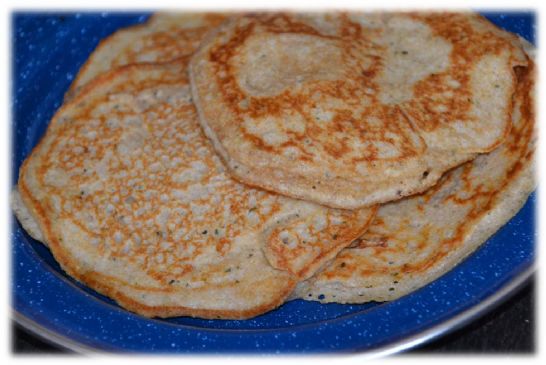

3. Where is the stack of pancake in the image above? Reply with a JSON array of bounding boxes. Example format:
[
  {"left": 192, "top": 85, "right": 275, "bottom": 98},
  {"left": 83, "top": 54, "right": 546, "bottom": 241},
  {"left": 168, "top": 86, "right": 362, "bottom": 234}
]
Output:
[{"left": 13, "top": 12, "right": 535, "bottom": 319}]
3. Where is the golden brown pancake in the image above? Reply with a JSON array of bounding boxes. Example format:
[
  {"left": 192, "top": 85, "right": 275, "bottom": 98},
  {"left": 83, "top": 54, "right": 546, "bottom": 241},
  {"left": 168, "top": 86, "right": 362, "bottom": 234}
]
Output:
[
  {"left": 17, "top": 58, "right": 375, "bottom": 319},
  {"left": 189, "top": 12, "right": 528, "bottom": 209},
  {"left": 66, "top": 12, "right": 228, "bottom": 99},
  {"left": 292, "top": 59, "right": 535, "bottom": 303}
]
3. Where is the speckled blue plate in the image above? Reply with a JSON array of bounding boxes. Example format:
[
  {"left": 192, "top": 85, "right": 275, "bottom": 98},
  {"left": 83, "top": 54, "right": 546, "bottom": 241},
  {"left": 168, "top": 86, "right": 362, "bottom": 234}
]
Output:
[{"left": 12, "top": 12, "right": 536, "bottom": 355}]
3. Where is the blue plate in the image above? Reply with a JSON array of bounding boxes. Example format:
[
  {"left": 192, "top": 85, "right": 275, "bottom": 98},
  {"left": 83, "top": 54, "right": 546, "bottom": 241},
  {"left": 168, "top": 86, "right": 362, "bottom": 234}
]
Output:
[{"left": 12, "top": 12, "right": 536, "bottom": 355}]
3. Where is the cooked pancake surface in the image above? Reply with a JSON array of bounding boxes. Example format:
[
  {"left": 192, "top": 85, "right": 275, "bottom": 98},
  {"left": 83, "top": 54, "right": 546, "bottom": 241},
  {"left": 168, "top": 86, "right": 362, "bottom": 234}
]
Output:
[
  {"left": 18, "top": 59, "right": 374, "bottom": 318},
  {"left": 67, "top": 12, "right": 227, "bottom": 98},
  {"left": 293, "top": 59, "right": 536, "bottom": 303},
  {"left": 190, "top": 12, "right": 528, "bottom": 208}
]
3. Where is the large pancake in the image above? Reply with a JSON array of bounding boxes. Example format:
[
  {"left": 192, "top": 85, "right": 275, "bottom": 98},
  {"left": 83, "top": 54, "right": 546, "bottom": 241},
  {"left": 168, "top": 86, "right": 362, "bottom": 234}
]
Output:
[
  {"left": 190, "top": 12, "right": 528, "bottom": 209},
  {"left": 66, "top": 12, "right": 228, "bottom": 99},
  {"left": 17, "top": 58, "right": 375, "bottom": 319},
  {"left": 292, "top": 58, "right": 535, "bottom": 303}
]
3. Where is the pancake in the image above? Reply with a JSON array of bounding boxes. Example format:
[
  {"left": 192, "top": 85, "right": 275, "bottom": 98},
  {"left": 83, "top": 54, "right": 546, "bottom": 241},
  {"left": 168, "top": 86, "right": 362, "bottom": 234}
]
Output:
[
  {"left": 66, "top": 12, "right": 228, "bottom": 99},
  {"left": 16, "top": 58, "right": 375, "bottom": 319},
  {"left": 292, "top": 58, "right": 535, "bottom": 303},
  {"left": 189, "top": 12, "right": 528, "bottom": 209}
]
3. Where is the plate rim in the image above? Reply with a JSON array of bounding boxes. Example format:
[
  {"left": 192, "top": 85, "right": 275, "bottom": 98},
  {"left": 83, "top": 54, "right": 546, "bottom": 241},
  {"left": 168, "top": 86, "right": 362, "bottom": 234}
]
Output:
[{"left": 12, "top": 264, "right": 535, "bottom": 355}]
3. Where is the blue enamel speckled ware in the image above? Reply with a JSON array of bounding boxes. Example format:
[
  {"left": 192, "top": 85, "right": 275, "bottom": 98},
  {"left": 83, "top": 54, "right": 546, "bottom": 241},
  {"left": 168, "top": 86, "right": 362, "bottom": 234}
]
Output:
[{"left": 12, "top": 12, "right": 536, "bottom": 355}]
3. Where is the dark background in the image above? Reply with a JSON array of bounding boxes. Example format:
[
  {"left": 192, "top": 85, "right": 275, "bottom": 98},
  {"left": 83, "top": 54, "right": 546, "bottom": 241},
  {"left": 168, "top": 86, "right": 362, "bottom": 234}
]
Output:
[{"left": 13, "top": 276, "right": 534, "bottom": 354}]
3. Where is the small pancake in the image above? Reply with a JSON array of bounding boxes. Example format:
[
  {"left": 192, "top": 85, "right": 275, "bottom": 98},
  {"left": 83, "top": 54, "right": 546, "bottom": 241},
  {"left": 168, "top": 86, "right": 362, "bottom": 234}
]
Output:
[
  {"left": 190, "top": 12, "right": 528, "bottom": 209},
  {"left": 66, "top": 12, "right": 228, "bottom": 99},
  {"left": 17, "top": 59, "right": 375, "bottom": 319},
  {"left": 292, "top": 58, "right": 536, "bottom": 303}
]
